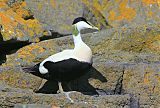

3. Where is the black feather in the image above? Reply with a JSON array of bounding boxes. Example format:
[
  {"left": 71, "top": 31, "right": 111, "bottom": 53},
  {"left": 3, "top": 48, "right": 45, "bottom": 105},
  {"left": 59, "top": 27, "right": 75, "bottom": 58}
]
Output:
[
  {"left": 43, "top": 58, "right": 92, "bottom": 82},
  {"left": 22, "top": 58, "right": 92, "bottom": 82},
  {"left": 72, "top": 17, "right": 90, "bottom": 25}
]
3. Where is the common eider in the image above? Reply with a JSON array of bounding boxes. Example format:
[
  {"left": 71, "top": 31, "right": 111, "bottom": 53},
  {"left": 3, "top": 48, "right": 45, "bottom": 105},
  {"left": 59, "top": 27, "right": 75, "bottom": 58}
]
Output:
[{"left": 23, "top": 17, "right": 99, "bottom": 93}]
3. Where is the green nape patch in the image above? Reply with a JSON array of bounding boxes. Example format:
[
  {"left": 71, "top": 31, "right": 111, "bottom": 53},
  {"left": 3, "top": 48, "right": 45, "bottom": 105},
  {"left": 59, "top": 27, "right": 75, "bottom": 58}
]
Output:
[{"left": 72, "top": 25, "right": 79, "bottom": 36}]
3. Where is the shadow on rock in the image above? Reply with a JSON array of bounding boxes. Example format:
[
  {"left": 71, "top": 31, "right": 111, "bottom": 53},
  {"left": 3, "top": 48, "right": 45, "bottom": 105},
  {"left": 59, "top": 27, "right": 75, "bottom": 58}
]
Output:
[
  {"left": 0, "top": 31, "right": 6, "bottom": 65},
  {"left": 0, "top": 39, "right": 30, "bottom": 65},
  {"left": 0, "top": 32, "right": 30, "bottom": 65},
  {"left": 36, "top": 66, "right": 107, "bottom": 95},
  {"left": 0, "top": 54, "right": 6, "bottom": 65},
  {"left": 39, "top": 30, "right": 71, "bottom": 41},
  {"left": 0, "top": 39, "right": 30, "bottom": 55}
]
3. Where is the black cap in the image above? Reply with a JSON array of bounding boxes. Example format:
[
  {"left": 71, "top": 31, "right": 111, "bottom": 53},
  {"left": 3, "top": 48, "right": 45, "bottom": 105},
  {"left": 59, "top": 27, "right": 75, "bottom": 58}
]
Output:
[{"left": 72, "top": 17, "right": 90, "bottom": 25}]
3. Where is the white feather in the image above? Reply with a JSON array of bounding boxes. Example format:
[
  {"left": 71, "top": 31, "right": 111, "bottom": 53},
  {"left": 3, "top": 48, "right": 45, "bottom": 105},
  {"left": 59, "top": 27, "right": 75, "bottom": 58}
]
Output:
[
  {"left": 76, "top": 21, "right": 92, "bottom": 32},
  {"left": 39, "top": 66, "right": 48, "bottom": 74},
  {"left": 39, "top": 49, "right": 73, "bottom": 74}
]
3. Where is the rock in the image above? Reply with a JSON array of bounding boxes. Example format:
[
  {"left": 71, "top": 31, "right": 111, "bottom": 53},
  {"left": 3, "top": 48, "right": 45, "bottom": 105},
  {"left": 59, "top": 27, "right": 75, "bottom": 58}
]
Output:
[
  {"left": 14, "top": 104, "right": 52, "bottom": 108},
  {"left": 0, "top": 0, "right": 159, "bottom": 107},
  {"left": 4, "top": 23, "right": 160, "bottom": 66},
  {"left": 0, "top": 1, "right": 46, "bottom": 42},
  {"left": 0, "top": 67, "right": 42, "bottom": 92},
  {"left": 25, "top": 0, "right": 84, "bottom": 34},
  {"left": 0, "top": 81, "right": 34, "bottom": 94},
  {"left": 1, "top": 0, "right": 160, "bottom": 42},
  {"left": 82, "top": 0, "right": 160, "bottom": 27},
  {"left": 69, "top": 92, "right": 130, "bottom": 108},
  {"left": 0, "top": 91, "right": 130, "bottom": 108},
  {"left": 123, "top": 62, "right": 160, "bottom": 107},
  {"left": 82, "top": 3, "right": 111, "bottom": 30},
  {"left": 6, "top": 0, "right": 160, "bottom": 36},
  {"left": 1, "top": 23, "right": 160, "bottom": 107},
  {"left": 25, "top": 0, "right": 112, "bottom": 34}
]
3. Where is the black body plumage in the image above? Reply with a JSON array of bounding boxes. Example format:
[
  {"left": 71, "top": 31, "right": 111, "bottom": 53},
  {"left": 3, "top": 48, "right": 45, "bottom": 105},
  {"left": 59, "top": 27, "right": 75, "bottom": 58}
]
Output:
[{"left": 24, "top": 58, "right": 92, "bottom": 82}]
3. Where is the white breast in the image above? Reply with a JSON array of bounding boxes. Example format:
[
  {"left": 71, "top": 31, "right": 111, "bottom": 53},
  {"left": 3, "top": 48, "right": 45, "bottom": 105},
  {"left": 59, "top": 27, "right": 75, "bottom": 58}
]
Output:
[{"left": 73, "top": 43, "right": 92, "bottom": 63}]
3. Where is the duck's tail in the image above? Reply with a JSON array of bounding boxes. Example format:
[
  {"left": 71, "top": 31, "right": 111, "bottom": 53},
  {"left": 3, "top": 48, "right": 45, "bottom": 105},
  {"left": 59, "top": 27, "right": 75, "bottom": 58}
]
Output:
[{"left": 22, "top": 63, "right": 50, "bottom": 80}]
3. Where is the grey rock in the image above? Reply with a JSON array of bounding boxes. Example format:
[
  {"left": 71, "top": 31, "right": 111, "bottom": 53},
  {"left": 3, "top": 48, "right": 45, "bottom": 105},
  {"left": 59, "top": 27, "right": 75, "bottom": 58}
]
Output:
[
  {"left": 14, "top": 104, "right": 51, "bottom": 108},
  {"left": 25, "top": 0, "right": 84, "bottom": 34},
  {"left": 1, "top": 23, "right": 160, "bottom": 107},
  {"left": 0, "top": 91, "right": 130, "bottom": 108}
]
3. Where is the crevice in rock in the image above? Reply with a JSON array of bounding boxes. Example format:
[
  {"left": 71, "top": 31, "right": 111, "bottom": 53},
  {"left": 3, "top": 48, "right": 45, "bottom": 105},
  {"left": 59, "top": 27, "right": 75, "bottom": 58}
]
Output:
[
  {"left": 39, "top": 30, "right": 71, "bottom": 41},
  {"left": 82, "top": 4, "right": 112, "bottom": 30},
  {"left": 113, "top": 66, "right": 140, "bottom": 108},
  {"left": 130, "top": 95, "right": 140, "bottom": 108},
  {"left": 40, "top": 29, "right": 99, "bottom": 42},
  {"left": 7, "top": 0, "right": 34, "bottom": 20},
  {"left": 23, "top": 14, "right": 34, "bottom": 20},
  {"left": 114, "top": 66, "right": 125, "bottom": 94}
]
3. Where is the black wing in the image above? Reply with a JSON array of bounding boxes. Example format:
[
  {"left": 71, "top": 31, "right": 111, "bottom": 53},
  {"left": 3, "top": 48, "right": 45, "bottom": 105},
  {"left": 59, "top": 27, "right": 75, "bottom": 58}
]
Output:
[{"left": 43, "top": 58, "right": 92, "bottom": 81}]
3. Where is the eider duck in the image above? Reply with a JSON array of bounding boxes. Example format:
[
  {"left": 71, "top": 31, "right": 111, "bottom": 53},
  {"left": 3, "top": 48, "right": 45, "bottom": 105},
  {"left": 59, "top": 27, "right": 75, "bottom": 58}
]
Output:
[{"left": 24, "top": 17, "right": 99, "bottom": 93}]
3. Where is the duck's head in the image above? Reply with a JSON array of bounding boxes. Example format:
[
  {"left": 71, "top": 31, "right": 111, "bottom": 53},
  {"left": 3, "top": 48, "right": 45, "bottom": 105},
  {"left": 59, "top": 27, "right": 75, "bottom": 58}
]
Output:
[{"left": 72, "top": 17, "right": 99, "bottom": 35}]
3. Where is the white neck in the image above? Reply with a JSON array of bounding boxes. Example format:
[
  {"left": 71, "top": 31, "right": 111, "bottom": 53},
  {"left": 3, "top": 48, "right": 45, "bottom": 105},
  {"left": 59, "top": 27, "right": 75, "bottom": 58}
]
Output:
[
  {"left": 73, "top": 33, "right": 84, "bottom": 48},
  {"left": 72, "top": 33, "right": 92, "bottom": 63}
]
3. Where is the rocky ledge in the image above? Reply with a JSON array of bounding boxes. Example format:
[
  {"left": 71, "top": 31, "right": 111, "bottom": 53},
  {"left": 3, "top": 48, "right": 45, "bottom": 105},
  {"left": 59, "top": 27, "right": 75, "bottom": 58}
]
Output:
[
  {"left": 0, "top": 0, "right": 160, "bottom": 108},
  {"left": 0, "top": 23, "right": 159, "bottom": 108},
  {"left": 0, "top": 91, "right": 130, "bottom": 108}
]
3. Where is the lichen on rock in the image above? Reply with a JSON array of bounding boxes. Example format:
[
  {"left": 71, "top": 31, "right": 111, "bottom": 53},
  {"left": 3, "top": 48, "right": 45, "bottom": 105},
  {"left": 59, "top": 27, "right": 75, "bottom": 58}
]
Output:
[
  {"left": 0, "top": 0, "right": 45, "bottom": 42},
  {"left": 0, "top": 0, "right": 160, "bottom": 107}
]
